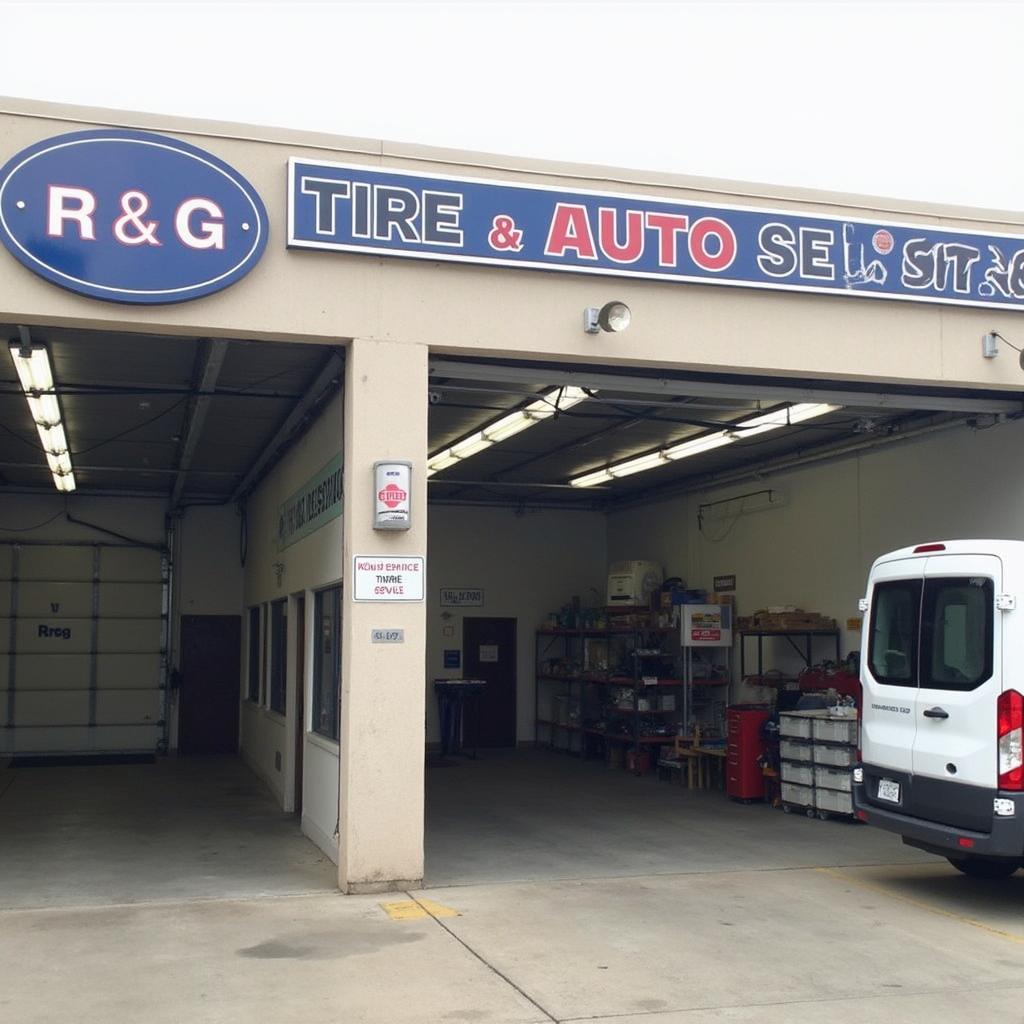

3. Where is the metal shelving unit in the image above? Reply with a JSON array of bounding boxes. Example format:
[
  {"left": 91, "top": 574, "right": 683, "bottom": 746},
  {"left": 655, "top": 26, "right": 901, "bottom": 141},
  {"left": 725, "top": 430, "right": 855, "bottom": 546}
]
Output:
[{"left": 535, "top": 615, "right": 683, "bottom": 762}]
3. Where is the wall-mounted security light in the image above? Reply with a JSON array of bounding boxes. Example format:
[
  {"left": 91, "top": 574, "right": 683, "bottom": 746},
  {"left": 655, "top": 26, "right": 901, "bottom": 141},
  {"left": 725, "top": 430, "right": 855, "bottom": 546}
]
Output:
[
  {"left": 584, "top": 301, "right": 631, "bottom": 334},
  {"left": 570, "top": 403, "right": 840, "bottom": 487},
  {"left": 8, "top": 338, "right": 76, "bottom": 493},
  {"left": 427, "top": 385, "right": 592, "bottom": 476}
]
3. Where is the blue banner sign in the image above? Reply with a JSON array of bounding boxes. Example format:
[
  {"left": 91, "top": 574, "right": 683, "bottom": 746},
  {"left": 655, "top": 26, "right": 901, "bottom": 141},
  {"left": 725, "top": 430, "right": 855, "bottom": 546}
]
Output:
[
  {"left": 0, "top": 130, "right": 268, "bottom": 303},
  {"left": 288, "top": 159, "right": 1024, "bottom": 312}
]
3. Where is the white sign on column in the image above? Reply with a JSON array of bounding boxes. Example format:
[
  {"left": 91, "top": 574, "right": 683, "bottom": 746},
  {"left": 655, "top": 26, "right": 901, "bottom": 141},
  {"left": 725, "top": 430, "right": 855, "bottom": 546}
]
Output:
[{"left": 353, "top": 555, "right": 425, "bottom": 601}]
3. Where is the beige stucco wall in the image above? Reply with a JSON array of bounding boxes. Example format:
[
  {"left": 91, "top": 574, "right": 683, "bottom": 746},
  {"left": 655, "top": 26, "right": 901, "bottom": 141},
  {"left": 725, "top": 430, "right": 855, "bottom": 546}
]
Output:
[{"left": 0, "top": 96, "right": 1022, "bottom": 392}]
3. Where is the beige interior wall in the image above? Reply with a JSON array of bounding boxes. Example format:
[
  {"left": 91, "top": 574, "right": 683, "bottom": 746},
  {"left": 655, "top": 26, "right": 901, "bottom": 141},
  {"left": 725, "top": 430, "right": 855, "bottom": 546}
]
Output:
[
  {"left": 426, "top": 505, "right": 607, "bottom": 744},
  {"left": 607, "top": 416, "right": 1024, "bottom": 694},
  {"left": 241, "top": 390, "right": 343, "bottom": 857}
]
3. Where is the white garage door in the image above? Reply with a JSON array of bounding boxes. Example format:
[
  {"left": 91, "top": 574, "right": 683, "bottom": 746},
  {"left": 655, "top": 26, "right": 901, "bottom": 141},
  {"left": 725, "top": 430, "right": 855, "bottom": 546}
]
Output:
[{"left": 0, "top": 542, "right": 168, "bottom": 756}]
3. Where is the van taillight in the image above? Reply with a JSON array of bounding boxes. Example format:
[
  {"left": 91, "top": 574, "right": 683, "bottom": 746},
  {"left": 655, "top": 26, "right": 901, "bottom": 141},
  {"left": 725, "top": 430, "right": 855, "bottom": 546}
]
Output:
[
  {"left": 998, "top": 690, "right": 1024, "bottom": 790},
  {"left": 913, "top": 543, "right": 946, "bottom": 553}
]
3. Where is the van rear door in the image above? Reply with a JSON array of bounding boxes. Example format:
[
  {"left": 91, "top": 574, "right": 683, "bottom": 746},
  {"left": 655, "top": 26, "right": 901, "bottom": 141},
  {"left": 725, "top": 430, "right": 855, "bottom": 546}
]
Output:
[
  {"left": 862, "top": 557, "right": 923, "bottom": 774},
  {"left": 912, "top": 553, "right": 1000, "bottom": 792}
]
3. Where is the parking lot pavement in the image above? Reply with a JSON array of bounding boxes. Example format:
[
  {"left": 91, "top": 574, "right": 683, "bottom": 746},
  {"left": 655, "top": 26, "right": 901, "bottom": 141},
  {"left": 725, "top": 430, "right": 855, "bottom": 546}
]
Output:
[{"left": 4, "top": 858, "right": 1024, "bottom": 1023}]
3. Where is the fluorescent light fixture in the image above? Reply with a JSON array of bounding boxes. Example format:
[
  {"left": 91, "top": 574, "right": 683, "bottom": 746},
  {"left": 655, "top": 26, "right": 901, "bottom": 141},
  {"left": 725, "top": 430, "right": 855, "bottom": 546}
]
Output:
[
  {"left": 36, "top": 422, "right": 68, "bottom": 453},
  {"left": 571, "top": 403, "right": 840, "bottom": 487},
  {"left": 428, "top": 385, "right": 591, "bottom": 476},
  {"left": 8, "top": 340, "right": 75, "bottom": 494},
  {"left": 9, "top": 343, "right": 53, "bottom": 392}
]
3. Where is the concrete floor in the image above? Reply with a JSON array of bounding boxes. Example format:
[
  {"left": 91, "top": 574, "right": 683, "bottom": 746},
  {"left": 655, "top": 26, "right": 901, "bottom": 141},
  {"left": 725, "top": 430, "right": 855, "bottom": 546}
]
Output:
[
  {"left": 0, "top": 754, "right": 336, "bottom": 910},
  {"left": 424, "top": 748, "right": 926, "bottom": 885},
  {"left": 4, "top": 749, "right": 1024, "bottom": 1023}
]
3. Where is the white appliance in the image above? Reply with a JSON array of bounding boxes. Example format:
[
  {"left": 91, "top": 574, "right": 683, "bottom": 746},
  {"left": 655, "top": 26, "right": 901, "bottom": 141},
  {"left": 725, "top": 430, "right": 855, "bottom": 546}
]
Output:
[
  {"left": 606, "top": 560, "right": 663, "bottom": 606},
  {"left": 681, "top": 604, "right": 733, "bottom": 647}
]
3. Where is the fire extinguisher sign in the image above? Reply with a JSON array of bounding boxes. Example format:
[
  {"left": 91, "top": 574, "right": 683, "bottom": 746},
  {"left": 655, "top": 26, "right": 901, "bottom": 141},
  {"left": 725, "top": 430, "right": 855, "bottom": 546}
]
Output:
[{"left": 373, "top": 460, "right": 412, "bottom": 531}]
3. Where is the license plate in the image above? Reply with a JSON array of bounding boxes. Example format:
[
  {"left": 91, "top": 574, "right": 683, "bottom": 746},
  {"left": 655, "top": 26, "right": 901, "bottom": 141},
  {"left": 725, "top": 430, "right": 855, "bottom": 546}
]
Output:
[{"left": 877, "top": 778, "right": 901, "bottom": 803}]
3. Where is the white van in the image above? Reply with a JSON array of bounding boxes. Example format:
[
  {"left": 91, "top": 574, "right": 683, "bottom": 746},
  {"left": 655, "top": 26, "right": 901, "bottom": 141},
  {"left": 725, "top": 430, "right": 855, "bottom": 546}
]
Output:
[{"left": 853, "top": 540, "right": 1024, "bottom": 878}]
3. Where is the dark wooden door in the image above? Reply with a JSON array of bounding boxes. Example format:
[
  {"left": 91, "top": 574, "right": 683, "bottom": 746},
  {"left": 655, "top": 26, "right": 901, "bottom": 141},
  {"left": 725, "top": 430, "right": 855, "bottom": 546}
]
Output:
[
  {"left": 462, "top": 617, "right": 517, "bottom": 747},
  {"left": 294, "top": 595, "right": 305, "bottom": 813},
  {"left": 179, "top": 615, "right": 242, "bottom": 755}
]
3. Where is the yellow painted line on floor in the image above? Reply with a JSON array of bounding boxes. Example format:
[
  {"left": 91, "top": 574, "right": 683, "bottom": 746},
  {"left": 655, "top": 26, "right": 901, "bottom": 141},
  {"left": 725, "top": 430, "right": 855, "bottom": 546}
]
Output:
[
  {"left": 380, "top": 898, "right": 460, "bottom": 921},
  {"left": 816, "top": 866, "right": 1024, "bottom": 946}
]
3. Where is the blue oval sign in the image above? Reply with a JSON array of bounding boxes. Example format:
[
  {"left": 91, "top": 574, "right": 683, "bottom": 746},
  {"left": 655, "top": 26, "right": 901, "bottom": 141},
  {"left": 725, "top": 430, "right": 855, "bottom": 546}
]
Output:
[{"left": 0, "top": 129, "right": 268, "bottom": 304}]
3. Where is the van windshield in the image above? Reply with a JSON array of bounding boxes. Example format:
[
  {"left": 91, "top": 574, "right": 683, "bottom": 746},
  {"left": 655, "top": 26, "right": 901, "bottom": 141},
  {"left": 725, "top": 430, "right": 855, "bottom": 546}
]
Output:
[{"left": 921, "top": 577, "right": 993, "bottom": 692}]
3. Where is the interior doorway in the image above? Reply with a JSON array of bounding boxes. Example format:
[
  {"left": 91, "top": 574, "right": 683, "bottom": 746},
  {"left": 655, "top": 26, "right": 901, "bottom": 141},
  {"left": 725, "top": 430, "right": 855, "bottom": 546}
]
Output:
[
  {"left": 179, "top": 615, "right": 242, "bottom": 755},
  {"left": 462, "top": 617, "right": 517, "bottom": 747}
]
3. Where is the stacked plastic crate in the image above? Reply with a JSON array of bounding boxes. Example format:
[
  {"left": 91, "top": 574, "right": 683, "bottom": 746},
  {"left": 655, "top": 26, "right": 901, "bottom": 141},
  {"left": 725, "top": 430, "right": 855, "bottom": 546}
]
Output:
[{"left": 779, "top": 710, "right": 859, "bottom": 820}]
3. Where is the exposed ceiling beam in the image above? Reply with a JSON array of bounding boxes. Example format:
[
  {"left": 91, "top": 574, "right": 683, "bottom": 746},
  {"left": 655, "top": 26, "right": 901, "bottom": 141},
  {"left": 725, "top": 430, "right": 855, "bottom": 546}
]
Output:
[
  {"left": 169, "top": 339, "right": 229, "bottom": 508},
  {"left": 231, "top": 350, "right": 344, "bottom": 503},
  {"left": 429, "top": 359, "right": 1024, "bottom": 415}
]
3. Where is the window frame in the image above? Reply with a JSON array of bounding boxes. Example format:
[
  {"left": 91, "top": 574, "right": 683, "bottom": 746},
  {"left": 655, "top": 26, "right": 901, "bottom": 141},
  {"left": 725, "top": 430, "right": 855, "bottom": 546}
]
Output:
[
  {"left": 246, "top": 605, "right": 261, "bottom": 703},
  {"left": 919, "top": 576, "right": 994, "bottom": 693},
  {"left": 867, "top": 578, "right": 922, "bottom": 689},
  {"left": 269, "top": 598, "right": 288, "bottom": 715},
  {"left": 312, "top": 585, "right": 342, "bottom": 741}
]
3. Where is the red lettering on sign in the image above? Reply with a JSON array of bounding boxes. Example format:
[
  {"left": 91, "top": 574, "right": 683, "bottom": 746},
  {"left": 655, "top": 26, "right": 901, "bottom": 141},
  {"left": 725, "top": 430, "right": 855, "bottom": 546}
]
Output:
[
  {"left": 378, "top": 482, "right": 407, "bottom": 509},
  {"left": 544, "top": 203, "right": 597, "bottom": 260}
]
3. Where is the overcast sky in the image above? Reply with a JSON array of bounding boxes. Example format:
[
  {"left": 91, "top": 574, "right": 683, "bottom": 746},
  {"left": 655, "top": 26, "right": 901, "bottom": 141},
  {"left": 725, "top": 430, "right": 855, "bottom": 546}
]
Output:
[{"left": 4, "top": 1, "right": 1024, "bottom": 213}]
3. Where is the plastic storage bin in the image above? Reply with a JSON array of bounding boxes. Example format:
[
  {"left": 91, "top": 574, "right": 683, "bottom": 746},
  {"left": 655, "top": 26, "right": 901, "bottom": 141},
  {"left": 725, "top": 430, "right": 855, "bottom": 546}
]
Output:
[
  {"left": 815, "top": 787, "right": 854, "bottom": 815},
  {"left": 779, "top": 713, "right": 814, "bottom": 739},
  {"left": 781, "top": 761, "right": 815, "bottom": 787},
  {"left": 814, "top": 765, "right": 852, "bottom": 792},
  {"left": 780, "top": 738, "right": 814, "bottom": 762},
  {"left": 781, "top": 781, "right": 815, "bottom": 808},
  {"left": 812, "top": 743, "right": 857, "bottom": 767},
  {"left": 812, "top": 717, "right": 859, "bottom": 745}
]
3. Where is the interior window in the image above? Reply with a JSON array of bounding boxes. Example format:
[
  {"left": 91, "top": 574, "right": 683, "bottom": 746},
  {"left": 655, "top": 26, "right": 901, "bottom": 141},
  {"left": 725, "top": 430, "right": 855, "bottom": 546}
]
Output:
[
  {"left": 921, "top": 577, "right": 993, "bottom": 692},
  {"left": 868, "top": 579, "right": 921, "bottom": 687}
]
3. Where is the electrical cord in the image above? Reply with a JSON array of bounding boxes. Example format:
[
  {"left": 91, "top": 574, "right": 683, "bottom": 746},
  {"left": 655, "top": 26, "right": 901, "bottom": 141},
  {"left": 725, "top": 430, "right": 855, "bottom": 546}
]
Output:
[{"left": 0, "top": 509, "right": 65, "bottom": 532}]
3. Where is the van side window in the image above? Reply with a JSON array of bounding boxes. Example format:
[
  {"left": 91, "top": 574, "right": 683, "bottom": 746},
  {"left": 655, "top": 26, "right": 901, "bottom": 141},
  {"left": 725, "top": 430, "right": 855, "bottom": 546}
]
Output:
[
  {"left": 868, "top": 580, "right": 921, "bottom": 687},
  {"left": 921, "top": 577, "right": 993, "bottom": 692}
]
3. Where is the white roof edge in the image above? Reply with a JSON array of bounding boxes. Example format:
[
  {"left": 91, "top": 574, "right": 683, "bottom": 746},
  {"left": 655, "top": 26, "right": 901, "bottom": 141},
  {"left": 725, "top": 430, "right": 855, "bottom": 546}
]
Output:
[{"left": 0, "top": 94, "right": 1022, "bottom": 228}]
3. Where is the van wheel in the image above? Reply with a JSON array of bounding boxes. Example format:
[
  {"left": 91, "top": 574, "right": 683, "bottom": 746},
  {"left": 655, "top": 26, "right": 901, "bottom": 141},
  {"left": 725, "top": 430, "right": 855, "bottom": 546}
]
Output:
[{"left": 947, "top": 857, "right": 1020, "bottom": 879}]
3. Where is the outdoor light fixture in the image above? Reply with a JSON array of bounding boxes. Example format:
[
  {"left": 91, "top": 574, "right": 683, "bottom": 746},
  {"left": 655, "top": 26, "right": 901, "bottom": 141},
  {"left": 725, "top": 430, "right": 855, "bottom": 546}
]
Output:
[
  {"left": 427, "top": 385, "right": 591, "bottom": 476},
  {"left": 570, "top": 403, "right": 840, "bottom": 487},
  {"left": 8, "top": 340, "right": 76, "bottom": 493},
  {"left": 584, "top": 301, "right": 632, "bottom": 334}
]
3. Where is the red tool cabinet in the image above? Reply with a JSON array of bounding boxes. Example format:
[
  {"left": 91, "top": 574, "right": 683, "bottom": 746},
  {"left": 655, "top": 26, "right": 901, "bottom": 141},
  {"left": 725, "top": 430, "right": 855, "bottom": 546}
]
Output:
[{"left": 727, "top": 704, "right": 771, "bottom": 800}]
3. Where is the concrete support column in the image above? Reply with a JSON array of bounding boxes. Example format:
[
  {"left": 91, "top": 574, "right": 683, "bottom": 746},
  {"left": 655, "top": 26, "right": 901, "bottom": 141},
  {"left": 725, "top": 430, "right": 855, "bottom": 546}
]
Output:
[{"left": 339, "top": 338, "right": 428, "bottom": 893}]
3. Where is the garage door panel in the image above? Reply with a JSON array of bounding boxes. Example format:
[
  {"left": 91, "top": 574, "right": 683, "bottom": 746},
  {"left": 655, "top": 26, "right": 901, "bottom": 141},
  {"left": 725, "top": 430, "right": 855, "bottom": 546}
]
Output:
[
  {"left": 99, "top": 582, "right": 163, "bottom": 617},
  {"left": 2, "top": 542, "right": 166, "bottom": 754},
  {"left": 101, "top": 548, "right": 162, "bottom": 582},
  {"left": 20, "top": 547, "right": 94, "bottom": 581},
  {"left": 15, "top": 690, "right": 89, "bottom": 727},
  {"left": 13, "top": 653, "right": 91, "bottom": 690},
  {"left": 95, "top": 689, "right": 160, "bottom": 726},
  {"left": 18, "top": 581, "right": 93, "bottom": 618},
  {"left": 15, "top": 618, "right": 92, "bottom": 654},
  {"left": 97, "top": 619, "right": 162, "bottom": 652},
  {"left": 97, "top": 652, "right": 162, "bottom": 688},
  {"left": 90, "top": 725, "right": 160, "bottom": 751}
]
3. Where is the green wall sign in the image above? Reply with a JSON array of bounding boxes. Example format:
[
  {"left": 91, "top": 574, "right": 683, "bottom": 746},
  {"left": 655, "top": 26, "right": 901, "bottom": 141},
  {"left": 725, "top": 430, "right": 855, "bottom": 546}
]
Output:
[{"left": 277, "top": 453, "right": 343, "bottom": 550}]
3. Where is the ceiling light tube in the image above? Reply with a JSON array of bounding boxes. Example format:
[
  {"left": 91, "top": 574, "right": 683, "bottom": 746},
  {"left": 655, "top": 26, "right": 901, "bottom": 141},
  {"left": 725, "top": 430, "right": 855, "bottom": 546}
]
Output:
[
  {"left": 36, "top": 422, "right": 68, "bottom": 454},
  {"left": 569, "top": 403, "right": 841, "bottom": 488},
  {"left": 429, "top": 385, "right": 594, "bottom": 477},
  {"left": 570, "top": 468, "right": 615, "bottom": 488},
  {"left": 26, "top": 393, "right": 61, "bottom": 426},
  {"left": 664, "top": 431, "right": 733, "bottom": 460},
  {"left": 608, "top": 451, "right": 669, "bottom": 478},
  {"left": 46, "top": 451, "right": 73, "bottom": 476},
  {"left": 53, "top": 472, "right": 76, "bottom": 493},
  {"left": 9, "top": 343, "right": 54, "bottom": 392}
]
